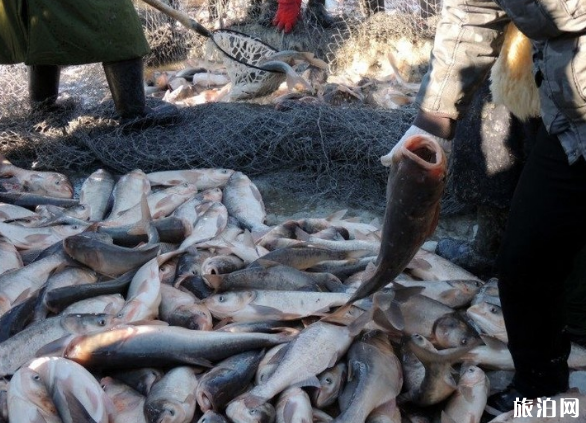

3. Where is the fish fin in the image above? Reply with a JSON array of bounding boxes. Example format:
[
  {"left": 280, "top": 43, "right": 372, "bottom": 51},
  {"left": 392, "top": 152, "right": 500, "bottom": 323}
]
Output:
[
  {"left": 249, "top": 304, "right": 284, "bottom": 318},
  {"left": 406, "top": 256, "right": 432, "bottom": 271},
  {"left": 294, "top": 227, "right": 311, "bottom": 241},
  {"left": 440, "top": 411, "right": 458, "bottom": 423},
  {"left": 319, "top": 304, "right": 354, "bottom": 324},
  {"left": 459, "top": 385, "right": 474, "bottom": 402},
  {"left": 212, "top": 317, "right": 233, "bottom": 330},
  {"left": 391, "top": 286, "right": 425, "bottom": 303},
  {"left": 131, "top": 319, "right": 169, "bottom": 326},
  {"left": 480, "top": 334, "right": 508, "bottom": 350},
  {"left": 345, "top": 304, "right": 374, "bottom": 337},
  {"left": 254, "top": 259, "right": 281, "bottom": 269},
  {"left": 184, "top": 356, "right": 214, "bottom": 368},
  {"left": 36, "top": 334, "right": 75, "bottom": 357},
  {"left": 11, "top": 287, "right": 32, "bottom": 308},
  {"left": 372, "top": 291, "right": 405, "bottom": 331},
  {"left": 292, "top": 375, "right": 321, "bottom": 388},
  {"left": 326, "top": 209, "right": 347, "bottom": 221},
  {"left": 61, "top": 389, "right": 99, "bottom": 423}
]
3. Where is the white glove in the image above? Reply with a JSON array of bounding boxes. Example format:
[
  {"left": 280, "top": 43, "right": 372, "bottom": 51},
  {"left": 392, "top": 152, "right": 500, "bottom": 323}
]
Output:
[{"left": 380, "top": 125, "right": 452, "bottom": 167}]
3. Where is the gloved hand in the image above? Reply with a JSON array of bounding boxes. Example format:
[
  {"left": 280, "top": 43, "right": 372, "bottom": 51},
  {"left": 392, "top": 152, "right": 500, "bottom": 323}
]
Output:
[
  {"left": 273, "top": 0, "right": 303, "bottom": 33},
  {"left": 380, "top": 125, "right": 452, "bottom": 167}
]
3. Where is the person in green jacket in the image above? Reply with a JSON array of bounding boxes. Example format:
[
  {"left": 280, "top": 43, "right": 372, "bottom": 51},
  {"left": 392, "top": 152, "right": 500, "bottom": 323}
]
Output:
[{"left": 0, "top": 0, "right": 176, "bottom": 121}]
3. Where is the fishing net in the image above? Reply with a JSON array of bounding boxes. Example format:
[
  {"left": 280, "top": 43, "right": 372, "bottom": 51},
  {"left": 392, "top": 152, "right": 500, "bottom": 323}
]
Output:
[{"left": 0, "top": 0, "right": 469, "bottom": 214}]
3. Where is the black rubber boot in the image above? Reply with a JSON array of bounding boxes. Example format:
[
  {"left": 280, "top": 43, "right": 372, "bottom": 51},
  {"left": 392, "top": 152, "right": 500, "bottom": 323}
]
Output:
[
  {"left": 306, "top": 0, "right": 335, "bottom": 27},
  {"left": 102, "top": 57, "right": 179, "bottom": 128},
  {"left": 485, "top": 366, "right": 569, "bottom": 416},
  {"left": 28, "top": 65, "right": 61, "bottom": 110}
]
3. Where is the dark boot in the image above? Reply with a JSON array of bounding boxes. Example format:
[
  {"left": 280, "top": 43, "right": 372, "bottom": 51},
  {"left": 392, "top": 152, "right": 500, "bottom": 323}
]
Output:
[
  {"left": 436, "top": 205, "right": 507, "bottom": 278},
  {"left": 306, "top": 0, "right": 335, "bottom": 28},
  {"left": 29, "top": 65, "right": 61, "bottom": 109},
  {"left": 102, "top": 57, "right": 179, "bottom": 128},
  {"left": 485, "top": 365, "right": 569, "bottom": 415}
]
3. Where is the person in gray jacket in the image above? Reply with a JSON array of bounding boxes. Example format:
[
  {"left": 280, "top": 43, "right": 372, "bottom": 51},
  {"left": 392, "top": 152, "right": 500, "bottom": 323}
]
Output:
[{"left": 381, "top": 0, "right": 586, "bottom": 415}]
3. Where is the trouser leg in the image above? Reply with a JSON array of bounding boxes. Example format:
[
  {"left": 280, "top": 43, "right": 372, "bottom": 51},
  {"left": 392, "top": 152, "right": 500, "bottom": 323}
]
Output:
[
  {"left": 496, "top": 123, "right": 586, "bottom": 396},
  {"left": 102, "top": 57, "right": 147, "bottom": 119},
  {"left": 28, "top": 64, "right": 61, "bottom": 107}
]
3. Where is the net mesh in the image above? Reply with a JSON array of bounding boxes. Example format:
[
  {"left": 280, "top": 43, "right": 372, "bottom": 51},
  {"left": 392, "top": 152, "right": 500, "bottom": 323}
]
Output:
[{"left": 0, "top": 0, "right": 465, "bottom": 213}]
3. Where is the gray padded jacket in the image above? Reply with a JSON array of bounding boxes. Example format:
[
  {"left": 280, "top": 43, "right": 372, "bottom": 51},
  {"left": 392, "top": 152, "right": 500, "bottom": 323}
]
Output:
[{"left": 415, "top": 0, "right": 586, "bottom": 164}]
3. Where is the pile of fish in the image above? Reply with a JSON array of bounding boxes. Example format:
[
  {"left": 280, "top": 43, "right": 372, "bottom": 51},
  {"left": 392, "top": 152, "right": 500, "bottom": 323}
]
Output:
[{"left": 1, "top": 148, "right": 585, "bottom": 423}]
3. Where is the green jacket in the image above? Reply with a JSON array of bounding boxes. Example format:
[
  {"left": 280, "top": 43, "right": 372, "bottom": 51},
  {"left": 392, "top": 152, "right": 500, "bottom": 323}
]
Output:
[
  {"left": 416, "top": 0, "right": 586, "bottom": 164},
  {"left": 0, "top": 0, "right": 150, "bottom": 65}
]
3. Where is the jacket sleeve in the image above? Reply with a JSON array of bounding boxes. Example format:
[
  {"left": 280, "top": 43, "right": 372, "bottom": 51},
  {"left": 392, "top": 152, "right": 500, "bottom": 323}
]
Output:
[{"left": 415, "top": 0, "right": 510, "bottom": 120}]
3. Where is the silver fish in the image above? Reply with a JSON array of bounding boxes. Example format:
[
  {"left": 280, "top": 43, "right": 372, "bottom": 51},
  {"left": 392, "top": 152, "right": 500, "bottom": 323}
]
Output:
[
  {"left": 0, "top": 313, "right": 118, "bottom": 377},
  {"left": 145, "top": 366, "right": 199, "bottom": 423}
]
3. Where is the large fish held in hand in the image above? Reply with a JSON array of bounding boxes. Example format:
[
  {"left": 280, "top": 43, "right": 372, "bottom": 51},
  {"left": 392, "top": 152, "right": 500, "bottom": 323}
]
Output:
[{"left": 349, "top": 134, "right": 447, "bottom": 303}]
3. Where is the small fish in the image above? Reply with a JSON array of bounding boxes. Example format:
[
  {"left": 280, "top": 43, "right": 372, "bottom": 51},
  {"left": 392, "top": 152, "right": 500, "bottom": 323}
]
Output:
[
  {"left": 28, "top": 356, "right": 115, "bottom": 423},
  {"left": 0, "top": 220, "right": 87, "bottom": 251},
  {"left": 145, "top": 366, "right": 199, "bottom": 423},
  {"left": 79, "top": 169, "right": 116, "bottom": 222},
  {"left": 101, "top": 376, "right": 147, "bottom": 423},
  {"left": 400, "top": 334, "right": 479, "bottom": 407},
  {"left": 147, "top": 168, "right": 234, "bottom": 190},
  {"left": 196, "top": 350, "right": 264, "bottom": 412},
  {"left": 334, "top": 330, "right": 403, "bottom": 423},
  {"left": 0, "top": 240, "right": 23, "bottom": 275},
  {"left": 63, "top": 324, "right": 292, "bottom": 369},
  {"left": 442, "top": 365, "right": 489, "bottom": 423},
  {"left": 222, "top": 171, "right": 270, "bottom": 235},
  {"left": 406, "top": 249, "right": 482, "bottom": 282},
  {"left": 0, "top": 154, "right": 73, "bottom": 198},
  {"left": 275, "top": 387, "right": 313, "bottom": 423},
  {"left": 110, "top": 368, "right": 164, "bottom": 397},
  {"left": 106, "top": 169, "right": 151, "bottom": 220},
  {"left": 159, "top": 284, "right": 213, "bottom": 330},
  {"left": 310, "top": 362, "right": 347, "bottom": 408},
  {"left": 203, "top": 290, "right": 353, "bottom": 322},
  {"left": 63, "top": 232, "right": 161, "bottom": 278}
]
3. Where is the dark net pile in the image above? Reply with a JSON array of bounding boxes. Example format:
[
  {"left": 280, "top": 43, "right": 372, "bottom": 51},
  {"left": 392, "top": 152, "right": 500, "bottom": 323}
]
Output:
[{"left": 0, "top": 63, "right": 415, "bottom": 209}]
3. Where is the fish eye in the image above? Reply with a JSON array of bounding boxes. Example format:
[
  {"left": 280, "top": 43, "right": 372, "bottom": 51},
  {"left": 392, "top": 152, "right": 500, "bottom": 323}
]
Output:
[
  {"left": 55, "top": 181, "right": 60, "bottom": 185},
  {"left": 489, "top": 306, "right": 498, "bottom": 313},
  {"left": 460, "top": 338, "right": 468, "bottom": 345},
  {"left": 468, "top": 367, "right": 475, "bottom": 373},
  {"left": 218, "top": 295, "right": 225, "bottom": 303},
  {"left": 98, "top": 318, "right": 106, "bottom": 326},
  {"left": 249, "top": 409, "right": 257, "bottom": 415},
  {"left": 325, "top": 377, "right": 333, "bottom": 384},
  {"left": 169, "top": 410, "right": 175, "bottom": 416},
  {"left": 33, "top": 374, "right": 40, "bottom": 381}
]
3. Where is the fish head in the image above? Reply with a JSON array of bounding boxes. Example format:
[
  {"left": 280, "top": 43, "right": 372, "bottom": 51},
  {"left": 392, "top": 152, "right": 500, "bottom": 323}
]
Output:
[
  {"left": 199, "top": 410, "right": 229, "bottom": 423},
  {"left": 25, "top": 172, "right": 74, "bottom": 198},
  {"left": 432, "top": 313, "right": 480, "bottom": 349},
  {"left": 10, "top": 367, "right": 52, "bottom": 405},
  {"left": 466, "top": 302, "right": 503, "bottom": 332},
  {"left": 311, "top": 362, "right": 347, "bottom": 408},
  {"left": 159, "top": 259, "right": 179, "bottom": 284},
  {"left": 196, "top": 385, "right": 217, "bottom": 413},
  {"left": 203, "top": 291, "right": 255, "bottom": 318},
  {"left": 171, "top": 304, "right": 213, "bottom": 331},
  {"left": 226, "top": 395, "right": 275, "bottom": 423},
  {"left": 202, "top": 187, "right": 224, "bottom": 202},
  {"left": 458, "top": 365, "right": 488, "bottom": 388},
  {"left": 145, "top": 399, "right": 188, "bottom": 423},
  {"left": 62, "top": 313, "right": 118, "bottom": 334}
]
